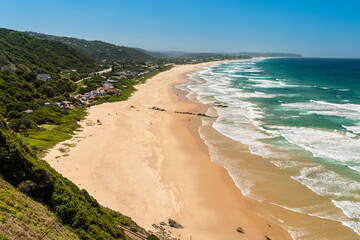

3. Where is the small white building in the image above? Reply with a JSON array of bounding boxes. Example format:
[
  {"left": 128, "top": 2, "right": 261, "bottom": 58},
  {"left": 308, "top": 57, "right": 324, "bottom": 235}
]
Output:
[{"left": 36, "top": 74, "right": 51, "bottom": 82}]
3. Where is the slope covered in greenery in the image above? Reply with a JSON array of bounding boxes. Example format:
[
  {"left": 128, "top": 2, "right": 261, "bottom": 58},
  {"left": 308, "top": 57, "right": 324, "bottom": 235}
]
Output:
[
  {"left": 0, "top": 28, "right": 97, "bottom": 153},
  {"left": 0, "top": 67, "right": 89, "bottom": 153},
  {"left": 0, "top": 28, "right": 96, "bottom": 73},
  {"left": 0, "top": 115, "right": 146, "bottom": 239},
  {"left": 0, "top": 177, "right": 79, "bottom": 240},
  {"left": 26, "top": 32, "right": 154, "bottom": 63}
]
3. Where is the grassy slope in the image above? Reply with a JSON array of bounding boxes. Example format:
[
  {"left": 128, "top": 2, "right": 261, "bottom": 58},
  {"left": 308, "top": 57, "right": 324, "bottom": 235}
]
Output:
[
  {"left": 22, "top": 107, "right": 87, "bottom": 152},
  {"left": 0, "top": 178, "right": 79, "bottom": 240}
]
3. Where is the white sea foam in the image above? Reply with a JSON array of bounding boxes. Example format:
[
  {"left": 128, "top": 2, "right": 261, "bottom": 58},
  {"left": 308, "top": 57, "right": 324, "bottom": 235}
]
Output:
[
  {"left": 212, "top": 106, "right": 277, "bottom": 158},
  {"left": 270, "top": 201, "right": 360, "bottom": 239},
  {"left": 343, "top": 124, "right": 360, "bottom": 135},
  {"left": 282, "top": 100, "right": 360, "bottom": 120},
  {"left": 349, "top": 165, "right": 360, "bottom": 172},
  {"left": 198, "top": 118, "right": 255, "bottom": 196},
  {"left": 269, "top": 202, "right": 344, "bottom": 222},
  {"left": 286, "top": 227, "right": 309, "bottom": 240},
  {"left": 269, "top": 126, "right": 360, "bottom": 164},
  {"left": 332, "top": 200, "right": 360, "bottom": 235},
  {"left": 336, "top": 88, "right": 351, "bottom": 91},
  {"left": 246, "top": 78, "right": 301, "bottom": 89},
  {"left": 271, "top": 160, "right": 313, "bottom": 169},
  {"left": 291, "top": 167, "right": 360, "bottom": 235},
  {"left": 292, "top": 166, "right": 360, "bottom": 198}
]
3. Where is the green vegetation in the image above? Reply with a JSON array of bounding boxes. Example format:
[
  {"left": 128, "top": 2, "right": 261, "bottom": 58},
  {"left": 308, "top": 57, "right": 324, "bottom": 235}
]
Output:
[
  {"left": 0, "top": 116, "right": 146, "bottom": 239},
  {"left": 0, "top": 177, "right": 79, "bottom": 240},
  {"left": 0, "top": 28, "right": 96, "bottom": 73},
  {"left": 0, "top": 28, "right": 172, "bottom": 157},
  {"left": 26, "top": 32, "right": 155, "bottom": 63},
  {"left": 147, "top": 234, "right": 160, "bottom": 240},
  {"left": 22, "top": 107, "right": 87, "bottom": 152},
  {"left": 0, "top": 29, "right": 94, "bottom": 154}
]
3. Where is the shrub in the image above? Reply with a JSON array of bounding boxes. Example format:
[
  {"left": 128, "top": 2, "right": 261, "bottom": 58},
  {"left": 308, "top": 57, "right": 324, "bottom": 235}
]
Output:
[{"left": 147, "top": 234, "right": 160, "bottom": 240}]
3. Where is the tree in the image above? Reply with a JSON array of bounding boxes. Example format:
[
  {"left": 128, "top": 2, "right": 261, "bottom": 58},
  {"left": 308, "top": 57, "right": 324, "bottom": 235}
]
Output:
[{"left": 42, "top": 86, "right": 55, "bottom": 98}]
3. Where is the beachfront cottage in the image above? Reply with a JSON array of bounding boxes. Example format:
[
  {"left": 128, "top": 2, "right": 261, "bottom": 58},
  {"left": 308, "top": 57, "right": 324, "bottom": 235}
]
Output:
[{"left": 36, "top": 74, "right": 51, "bottom": 82}]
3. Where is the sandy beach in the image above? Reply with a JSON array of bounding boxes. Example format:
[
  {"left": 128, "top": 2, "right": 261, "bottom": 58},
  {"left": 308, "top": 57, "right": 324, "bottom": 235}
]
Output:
[{"left": 44, "top": 62, "right": 292, "bottom": 240}]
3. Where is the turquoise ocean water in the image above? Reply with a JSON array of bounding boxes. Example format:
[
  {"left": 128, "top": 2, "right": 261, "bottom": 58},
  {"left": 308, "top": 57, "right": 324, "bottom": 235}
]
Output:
[{"left": 182, "top": 58, "right": 360, "bottom": 238}]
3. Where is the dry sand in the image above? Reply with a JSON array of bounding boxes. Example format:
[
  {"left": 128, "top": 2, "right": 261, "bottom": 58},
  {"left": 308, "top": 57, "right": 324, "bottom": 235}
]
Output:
[{"left": 45, "top": 62, "right": 292, "bottom": 240}]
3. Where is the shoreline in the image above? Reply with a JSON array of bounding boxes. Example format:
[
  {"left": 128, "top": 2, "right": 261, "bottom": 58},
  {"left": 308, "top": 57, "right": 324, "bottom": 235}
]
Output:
[{"left": 44, "top": 61, "right": 292, "bottom": 239}]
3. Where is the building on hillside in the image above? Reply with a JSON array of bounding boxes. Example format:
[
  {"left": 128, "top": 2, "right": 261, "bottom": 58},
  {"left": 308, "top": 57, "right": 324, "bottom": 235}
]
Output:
[
  {"left": 21, "top": 109, "right": 33, "bottom": 114},
  {"left": 106, "top": 89, "right": 117, "bottom": 94},
  {"left": 36, "top": 74, "right": 51, "bottom": 82},
  {"left": 92, "top": 88, "right": 106, "bottom": 96},
  {"left": 107, "top": 79, "right": 119, "bottom": 83},
  {"left": 88, "top": 95, "right": 96, "bottom": 102},
  {"left": 103, "top": 82, "right": 114, "bottom": 89}
]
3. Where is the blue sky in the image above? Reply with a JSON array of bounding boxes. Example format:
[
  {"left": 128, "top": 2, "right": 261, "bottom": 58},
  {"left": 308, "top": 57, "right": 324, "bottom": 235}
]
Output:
[{"left": 0, "top": 0, "right": 360, "bottom": 58}]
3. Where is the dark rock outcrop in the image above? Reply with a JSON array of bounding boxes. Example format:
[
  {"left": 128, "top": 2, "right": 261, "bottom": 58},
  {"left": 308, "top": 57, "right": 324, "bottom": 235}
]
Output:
[
  {"left": 237, "top": 227, "right": 245, "bottom": 234},
  {"left": 149, "top": 106, "right": 166, "bottom": 111},
  {"left": 174, "top": 111, "right": 209, "bottom": 117},
  {"left": 168, "top": 219, "right": 183, "bottom": 229},
  {"left": 214, "top": 104, "right": 228, "bottom": 108}
]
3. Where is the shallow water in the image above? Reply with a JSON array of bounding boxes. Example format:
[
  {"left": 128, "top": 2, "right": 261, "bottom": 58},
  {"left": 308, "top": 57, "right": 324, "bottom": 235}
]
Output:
[{"left": 178, "top": 58, "right": 360, "bottom": 239}]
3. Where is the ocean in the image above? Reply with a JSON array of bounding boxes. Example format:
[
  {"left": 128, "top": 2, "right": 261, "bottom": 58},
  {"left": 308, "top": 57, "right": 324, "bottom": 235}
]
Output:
[{"left": 179, "top": 58, "right": 360, "bottom": 239}]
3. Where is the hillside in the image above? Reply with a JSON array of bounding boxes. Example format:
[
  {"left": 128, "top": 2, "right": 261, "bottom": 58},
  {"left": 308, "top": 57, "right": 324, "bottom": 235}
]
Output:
[
  {"left": 26, "top": 32, "right": 154, "bottom": 63},
  {"left": 237, "top": 52, "right": 302, "bottom": 58},
  {"left": 0, "top": 28, "right": 96, "bottom": 73},
  {"left": 0, "top": 115, "right": 147, "bottom": 239},
  {"left": 0, "top": 178, "right": 79, "bottom": 240}
]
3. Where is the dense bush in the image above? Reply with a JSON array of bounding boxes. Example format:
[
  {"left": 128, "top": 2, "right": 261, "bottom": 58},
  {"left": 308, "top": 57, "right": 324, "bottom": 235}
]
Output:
[
  {"left": 0, "top": 28, "right": 96, "bottom": 73},
  {"left": 147, "top": 234, "right": 160, "bottom": 240}
]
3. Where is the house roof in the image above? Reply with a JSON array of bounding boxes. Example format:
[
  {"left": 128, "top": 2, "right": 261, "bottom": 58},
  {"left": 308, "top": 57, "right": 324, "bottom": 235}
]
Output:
[
  {"left": 21, "top": 109, "right": 33, "bottom": 114},
  {"left": 36, "top": 74, "right": 51, "bottom": 82}
]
